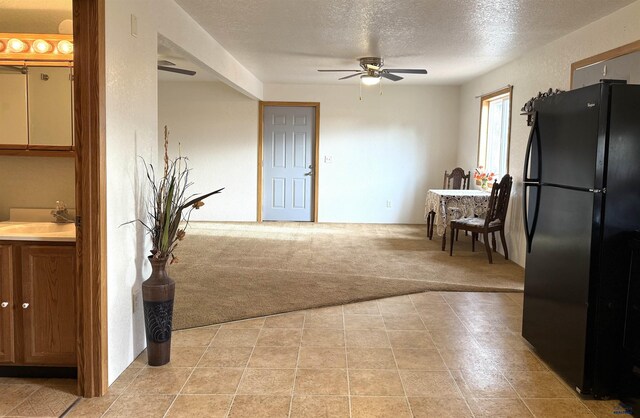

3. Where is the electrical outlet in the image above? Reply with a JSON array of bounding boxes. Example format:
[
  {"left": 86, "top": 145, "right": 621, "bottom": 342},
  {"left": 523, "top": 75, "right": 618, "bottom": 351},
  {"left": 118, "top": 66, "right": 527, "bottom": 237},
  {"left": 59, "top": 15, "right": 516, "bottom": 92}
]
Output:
[
  {"left": 324, "top": 155, "right": 333, "bottom": 163},
  {"left": 386, "top": 200, "right": 392, "bottom": 208}
]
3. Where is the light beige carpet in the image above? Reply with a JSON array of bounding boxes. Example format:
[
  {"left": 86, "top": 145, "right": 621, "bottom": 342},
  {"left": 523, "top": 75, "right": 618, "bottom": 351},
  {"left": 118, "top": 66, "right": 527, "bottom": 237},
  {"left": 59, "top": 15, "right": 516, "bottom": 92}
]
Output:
[{"left": 169, "top": 222, "right": 524, "bottom": 329}]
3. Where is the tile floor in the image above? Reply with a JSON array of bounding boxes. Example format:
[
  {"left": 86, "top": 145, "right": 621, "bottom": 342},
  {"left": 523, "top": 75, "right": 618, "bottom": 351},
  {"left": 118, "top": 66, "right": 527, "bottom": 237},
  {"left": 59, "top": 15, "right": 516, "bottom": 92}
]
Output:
[{"left": 1, "top": 291, "right": 631, "bottom": 417}]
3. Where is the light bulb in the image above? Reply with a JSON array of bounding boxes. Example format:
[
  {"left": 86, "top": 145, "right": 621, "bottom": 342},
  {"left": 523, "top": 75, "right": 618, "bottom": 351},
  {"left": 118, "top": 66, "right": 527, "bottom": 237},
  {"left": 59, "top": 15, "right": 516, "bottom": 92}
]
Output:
[
  {"left": 57, "top": 40, "right": 73, "bottom": 54},
  {"left": 33, "top": 39, "right": 52, "bottom": 53},
  {"left": 7, "top": 38, "right": 27, "bottom": 53},
  {"left": 360, "top": 75, "right": 381, "bottom": 86}
]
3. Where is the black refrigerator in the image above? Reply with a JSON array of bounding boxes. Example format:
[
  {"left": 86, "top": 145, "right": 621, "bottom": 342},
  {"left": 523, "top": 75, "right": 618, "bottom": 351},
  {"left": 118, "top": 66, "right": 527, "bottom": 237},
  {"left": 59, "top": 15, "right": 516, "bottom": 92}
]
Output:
[{"left": 522, "top": 80, "right": 640, "bottom": 398}]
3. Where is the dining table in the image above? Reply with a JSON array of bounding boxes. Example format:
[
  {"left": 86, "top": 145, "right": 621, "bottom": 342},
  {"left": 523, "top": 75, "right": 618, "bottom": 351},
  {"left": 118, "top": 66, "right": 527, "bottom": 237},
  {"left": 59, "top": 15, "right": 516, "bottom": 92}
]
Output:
[{"left": 424, "top": 189, "right": 491, "bottom": 250}]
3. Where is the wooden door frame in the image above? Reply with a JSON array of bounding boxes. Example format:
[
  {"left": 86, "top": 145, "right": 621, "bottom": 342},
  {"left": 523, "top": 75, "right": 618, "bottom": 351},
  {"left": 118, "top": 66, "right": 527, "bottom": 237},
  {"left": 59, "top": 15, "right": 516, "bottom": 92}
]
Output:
[
  {"left": 257, "top": 101, "right": 320, "bottom": 223},
  {"left": 570, "top": 40, "right": 640, "bottom": 89},
  {"left": 73, "top": 0, "right": 108, "bottom": 397}
]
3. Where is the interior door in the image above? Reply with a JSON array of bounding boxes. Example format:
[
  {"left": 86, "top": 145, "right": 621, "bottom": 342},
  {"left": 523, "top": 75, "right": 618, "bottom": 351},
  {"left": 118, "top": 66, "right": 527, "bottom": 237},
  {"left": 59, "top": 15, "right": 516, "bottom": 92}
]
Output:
[
  {"left": 21, "top": 245, "right": 76, "bottom": 366},
  {"left": 262, "top": 106, "right": 315, "bottom": 221},
  {"left": 0, "top": 245, "right": 15, "bottom": 364}
]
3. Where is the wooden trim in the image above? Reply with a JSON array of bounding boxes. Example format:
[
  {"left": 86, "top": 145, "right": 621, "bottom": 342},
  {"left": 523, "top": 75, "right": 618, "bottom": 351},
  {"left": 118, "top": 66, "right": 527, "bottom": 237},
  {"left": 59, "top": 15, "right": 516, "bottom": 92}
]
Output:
[
  {"left": 477, "top": 86, "right": 513, "bottom": 173},
  {"left": 257, "top": 102, "right": 263, "bottom": 223},
  {"left": 73, "top": 0, "right": 108, "bottom": 398},
  {"left": 570, "top": 40, "right": 640, "bottom": 89},
  {"left": 0, "top": 145, "right": 28, "bottom": 150},
  {"left": 313, "top": 105, "right": 320, "bottom": 222},
  {"left": 0, "top": 149, "right": 75, "bottom": 158},
  {"left": 258, "top": 101, "right": 321, "bottom": 223},
  {"left": 23, "top": 145, "right": 74, "bottom": 151}
]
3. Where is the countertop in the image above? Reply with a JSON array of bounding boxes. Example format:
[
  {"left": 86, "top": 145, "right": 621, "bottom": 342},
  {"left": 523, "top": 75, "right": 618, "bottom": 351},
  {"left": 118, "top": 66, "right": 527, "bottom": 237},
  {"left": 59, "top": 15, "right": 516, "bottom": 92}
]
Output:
[{"left": 0, "top": 222, "right": 76, "bottom": 242}]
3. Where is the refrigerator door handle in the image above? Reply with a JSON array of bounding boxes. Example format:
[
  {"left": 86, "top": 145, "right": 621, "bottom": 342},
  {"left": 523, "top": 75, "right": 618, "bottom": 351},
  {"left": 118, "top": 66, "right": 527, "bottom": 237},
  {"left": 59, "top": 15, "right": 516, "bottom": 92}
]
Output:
[
  {"left": 523, "top": 111, "right": 540, "bottom": 182},
  {"left": 523, "top": 183, "right": 541, "bottom": 253},
  {"left": 523, "top": 111, "right": 541, "bottom": 253}
]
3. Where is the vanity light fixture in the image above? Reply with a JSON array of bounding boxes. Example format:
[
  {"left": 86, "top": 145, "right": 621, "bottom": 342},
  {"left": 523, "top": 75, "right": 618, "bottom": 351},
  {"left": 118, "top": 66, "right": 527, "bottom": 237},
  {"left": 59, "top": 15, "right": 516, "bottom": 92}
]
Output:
[
  {"left": 33, "top": 39, "right": 52, "bottom": 54},
  {"left": 0, "top": 33, "right": 73, "bottom": 60},
  {"left": 57, "top": 40, "right": 73, "bottom": 55},
  {"left": 7, "top": 38, "right": 27, "bottom": 53}
]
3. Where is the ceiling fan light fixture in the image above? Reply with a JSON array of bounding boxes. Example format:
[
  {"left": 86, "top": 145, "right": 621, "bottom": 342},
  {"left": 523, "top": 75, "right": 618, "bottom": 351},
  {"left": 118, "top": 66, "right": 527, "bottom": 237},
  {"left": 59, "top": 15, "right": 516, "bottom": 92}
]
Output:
[{"left": 361, "top": 74, "right": 380, "bottom": 86}]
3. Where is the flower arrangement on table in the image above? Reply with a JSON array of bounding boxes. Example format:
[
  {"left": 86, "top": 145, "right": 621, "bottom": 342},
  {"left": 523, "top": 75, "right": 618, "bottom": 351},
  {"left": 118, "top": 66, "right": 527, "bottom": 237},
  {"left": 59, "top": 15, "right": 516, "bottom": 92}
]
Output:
[{"left": 474, "top": 166, "right": 495, "bottom": 191}]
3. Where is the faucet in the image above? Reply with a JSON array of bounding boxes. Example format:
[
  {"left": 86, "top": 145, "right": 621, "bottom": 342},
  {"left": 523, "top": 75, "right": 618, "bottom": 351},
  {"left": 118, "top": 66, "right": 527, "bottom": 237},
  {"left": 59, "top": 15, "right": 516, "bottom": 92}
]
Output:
[{"left": 51, "top": 201, "right": 74, "bottom": 223}]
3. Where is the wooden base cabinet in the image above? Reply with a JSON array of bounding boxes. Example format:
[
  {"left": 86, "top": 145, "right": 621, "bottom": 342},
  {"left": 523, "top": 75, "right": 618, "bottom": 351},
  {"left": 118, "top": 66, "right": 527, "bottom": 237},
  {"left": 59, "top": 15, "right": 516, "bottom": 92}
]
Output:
[
  {"left": 0, "top": 242, "right": 76, "bottom": 367},
  {"left": 0, "top": 245, "right": 15, "bottom": 363}
]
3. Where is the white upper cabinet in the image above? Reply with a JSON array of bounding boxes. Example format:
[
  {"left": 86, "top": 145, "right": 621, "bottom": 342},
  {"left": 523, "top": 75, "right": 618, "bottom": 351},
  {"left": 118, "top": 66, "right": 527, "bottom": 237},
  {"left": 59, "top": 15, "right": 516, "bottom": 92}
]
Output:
[
  {"left": 27, "top": 66, "right": 73, "bottom": 147},
  {"left": 0, "top": 67, "right": 28, "bottom": 146}
]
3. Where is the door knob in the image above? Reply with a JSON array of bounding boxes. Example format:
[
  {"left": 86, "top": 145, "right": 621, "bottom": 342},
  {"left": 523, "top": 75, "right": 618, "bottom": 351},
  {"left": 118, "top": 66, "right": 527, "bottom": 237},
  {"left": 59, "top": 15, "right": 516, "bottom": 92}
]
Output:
[
  {"left": 1, "top": 302, "right": 8, "bottom": 308},
  {"left": 22, "top": 303, "right": 29, "bottom": 309},
  {"left": 304, "top": 171, "right": 313, "bottom": 176}
]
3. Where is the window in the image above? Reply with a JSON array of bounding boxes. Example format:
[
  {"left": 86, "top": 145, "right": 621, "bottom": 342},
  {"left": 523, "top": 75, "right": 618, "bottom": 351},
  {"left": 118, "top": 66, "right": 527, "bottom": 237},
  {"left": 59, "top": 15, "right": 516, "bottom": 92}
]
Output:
[{"left": 478, "top": 86, "right": 512, "bottom": 178}]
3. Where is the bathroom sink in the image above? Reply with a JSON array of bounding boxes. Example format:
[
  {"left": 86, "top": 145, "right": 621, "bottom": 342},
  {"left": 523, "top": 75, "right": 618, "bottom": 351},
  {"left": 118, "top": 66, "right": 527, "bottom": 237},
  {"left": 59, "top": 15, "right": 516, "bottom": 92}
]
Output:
[{"left": 0, "top": 222, "right": 76, "bottom": 242}]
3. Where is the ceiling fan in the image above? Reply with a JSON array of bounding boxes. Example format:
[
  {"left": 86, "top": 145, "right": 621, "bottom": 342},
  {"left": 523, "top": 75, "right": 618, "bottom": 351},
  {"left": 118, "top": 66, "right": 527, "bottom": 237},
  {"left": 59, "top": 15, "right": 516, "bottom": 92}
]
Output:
[
  {"left": 318, "top": 57, "right": 427, "bottom": 84},
  {"left": 157, "top": 60, "right": 196, "bottom": 76}
]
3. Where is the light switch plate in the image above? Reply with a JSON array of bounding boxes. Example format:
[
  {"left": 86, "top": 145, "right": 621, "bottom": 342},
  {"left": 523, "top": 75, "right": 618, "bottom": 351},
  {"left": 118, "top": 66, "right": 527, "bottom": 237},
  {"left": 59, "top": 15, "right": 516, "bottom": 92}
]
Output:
[
  {"left": 324, "top": 155, "right": 333, "bottom": 163},
  {"left": 131, "top": 14, "right": 138, "bottom": 37}
]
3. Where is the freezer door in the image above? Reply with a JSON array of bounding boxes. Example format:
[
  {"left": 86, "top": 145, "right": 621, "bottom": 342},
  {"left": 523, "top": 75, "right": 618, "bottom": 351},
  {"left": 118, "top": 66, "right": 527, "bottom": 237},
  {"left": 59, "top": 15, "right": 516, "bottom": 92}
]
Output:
[
  {"left": 523, "top": 185, "right": 596, "bottom": 391},
  {"left": 535, "top": 85, "right": 601, "bottom": 189}
]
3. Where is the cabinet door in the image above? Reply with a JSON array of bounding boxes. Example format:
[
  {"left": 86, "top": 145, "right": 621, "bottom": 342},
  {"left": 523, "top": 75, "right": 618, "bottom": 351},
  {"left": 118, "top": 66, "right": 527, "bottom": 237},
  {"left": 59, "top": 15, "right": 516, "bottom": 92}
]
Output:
[
  {"left": 21, "top": 245, "right": 76, "bottom": 365},
  {"left": 27, "top": 66, "right": 73, "bottom": 147},
  {"left": 0, "top": 67, "right": 29, "bottom": 146},
  {"left": 0, "top": 245, "right": 15, "bottom": 364}
]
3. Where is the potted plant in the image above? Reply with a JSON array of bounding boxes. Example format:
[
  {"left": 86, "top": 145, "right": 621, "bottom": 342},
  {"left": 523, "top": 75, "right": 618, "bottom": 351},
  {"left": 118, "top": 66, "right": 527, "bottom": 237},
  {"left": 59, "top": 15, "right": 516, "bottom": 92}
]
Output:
[{"left": 133, "top": 126, "right": 223, "bottom": 366}]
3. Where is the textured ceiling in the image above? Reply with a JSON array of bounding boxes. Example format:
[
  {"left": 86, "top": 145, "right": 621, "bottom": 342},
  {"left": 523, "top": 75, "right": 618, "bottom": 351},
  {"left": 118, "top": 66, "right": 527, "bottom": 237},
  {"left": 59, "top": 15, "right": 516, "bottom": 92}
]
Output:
[
  {"left": 175, "top": 0, "right": 635, "bottom": 85},
  {"left": 0, "top": 0, "right": 72, "bottom": 33}
]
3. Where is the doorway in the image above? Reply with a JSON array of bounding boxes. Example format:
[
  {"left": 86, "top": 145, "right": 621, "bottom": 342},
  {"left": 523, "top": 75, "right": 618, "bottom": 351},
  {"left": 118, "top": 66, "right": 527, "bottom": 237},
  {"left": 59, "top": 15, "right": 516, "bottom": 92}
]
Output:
[{"left": 258, "top": 102, "right": 320, "bottom": 222}]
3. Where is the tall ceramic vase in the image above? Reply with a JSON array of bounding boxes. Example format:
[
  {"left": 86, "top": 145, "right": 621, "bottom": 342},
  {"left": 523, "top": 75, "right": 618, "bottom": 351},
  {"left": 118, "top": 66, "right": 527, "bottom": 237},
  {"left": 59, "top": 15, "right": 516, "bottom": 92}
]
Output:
[{"left": 142, "top": 256, "right": 175, "bottom": 366}]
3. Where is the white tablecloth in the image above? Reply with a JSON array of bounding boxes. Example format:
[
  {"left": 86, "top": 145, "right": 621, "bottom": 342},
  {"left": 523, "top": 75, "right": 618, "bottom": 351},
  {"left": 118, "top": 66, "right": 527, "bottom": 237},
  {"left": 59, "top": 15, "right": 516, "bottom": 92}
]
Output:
[{"left": 424, "top": 189, "right": 491, "bottom": 236}]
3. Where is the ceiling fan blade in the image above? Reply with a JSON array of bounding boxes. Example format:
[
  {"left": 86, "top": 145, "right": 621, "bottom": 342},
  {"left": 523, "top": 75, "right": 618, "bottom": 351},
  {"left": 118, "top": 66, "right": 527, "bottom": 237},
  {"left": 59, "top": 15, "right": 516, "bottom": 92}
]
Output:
[
  {"left": 157, "top": 60, "right": 176, "bottom": 66},
  {"left": 318, "top": 69, "right": 361, "bottom": 72},
  {"left": 380, "top": 72, "right": 403, "bottom": 82},
  {"left": 158, "top": 65, "right": 196, "bottom": 76},
  {"left": 384, "top": 69, "right": 428, "bottom": 74},
  {"left": 339, "top": 72, "right": 364, "bottom": 80}
]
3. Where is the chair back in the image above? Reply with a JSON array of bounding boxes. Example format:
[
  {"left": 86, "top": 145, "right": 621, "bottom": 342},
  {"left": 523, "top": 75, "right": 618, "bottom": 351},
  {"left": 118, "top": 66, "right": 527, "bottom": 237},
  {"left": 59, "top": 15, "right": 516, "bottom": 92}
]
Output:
[
  {"left": 484, "top": 174, "right": 513, "bottom": 226},
  {"left": 443, "top": 167, "right": 471, "bottom": 190}
]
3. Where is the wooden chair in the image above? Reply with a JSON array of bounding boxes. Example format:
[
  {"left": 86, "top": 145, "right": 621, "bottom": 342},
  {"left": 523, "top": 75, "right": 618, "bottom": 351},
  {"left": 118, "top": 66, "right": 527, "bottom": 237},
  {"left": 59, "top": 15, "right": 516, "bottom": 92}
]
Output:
[
  {"left": 443, "top": 167, "right": 471, "bottom": 190},
  {"left": 448, "top": 174, "right": 513, "bottom": 263},
  {"left": 427, "top": 167, "right": 471, "bottom": 240}
]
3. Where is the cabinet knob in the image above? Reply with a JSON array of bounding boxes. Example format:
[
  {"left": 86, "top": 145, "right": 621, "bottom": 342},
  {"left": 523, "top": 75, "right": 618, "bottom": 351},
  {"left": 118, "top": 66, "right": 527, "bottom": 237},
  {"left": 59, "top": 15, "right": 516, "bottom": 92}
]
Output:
[
  {"left": 1, "top": 302, "right": 8, "bottom": 308},
  {"left": 22, "top": 303, "right": 29, "bottom": 309}
]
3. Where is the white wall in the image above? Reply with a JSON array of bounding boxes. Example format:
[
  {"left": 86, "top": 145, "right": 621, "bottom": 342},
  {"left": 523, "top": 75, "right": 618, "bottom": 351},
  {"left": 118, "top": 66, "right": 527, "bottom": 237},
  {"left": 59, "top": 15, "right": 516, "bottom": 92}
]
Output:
[
  {"left": 457, "top": 0, "right": 640, "bottom": 267},
  {"left": 265, "top": 84, "right": 460, "bottom": 224},
  {"left": 104, "top": 0, "right": 264, "bottom": 385},
  {"left": 158, "top": 81, "right": 258, "bottom": 221},
  {"left": 0, "top": 157, "right": 75, "bottom": 221},
  {"left": 105, "top": 0, "right": 157, "bottom": 387}
]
